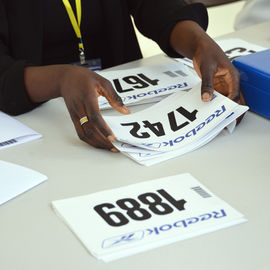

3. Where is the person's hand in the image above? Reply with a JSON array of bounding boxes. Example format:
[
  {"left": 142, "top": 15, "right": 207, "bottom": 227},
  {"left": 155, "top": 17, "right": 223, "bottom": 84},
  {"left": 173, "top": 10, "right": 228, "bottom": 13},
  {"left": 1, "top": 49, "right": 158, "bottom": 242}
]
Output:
[
  {"left": 24, "top": 64, "right": 130, "bottom": 151},
  {"left": 170, "top": 20, "right": 246, "bottom": 123},
  {"left": 193, "top": 41, "right": 246, "bottom": 124},
  {"left": 192, "top": 39, "right": 245, "bottom": 107},
  {"left": 59, "top": 65, "right": 130, "bottom": 151}
]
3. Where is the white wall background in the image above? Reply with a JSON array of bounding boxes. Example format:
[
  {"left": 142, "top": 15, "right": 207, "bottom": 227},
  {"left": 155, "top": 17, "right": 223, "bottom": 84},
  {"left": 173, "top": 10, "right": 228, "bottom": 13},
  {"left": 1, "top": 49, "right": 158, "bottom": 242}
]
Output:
[{"left": 134, "top": 1, "right": 246, "bottom": 58}]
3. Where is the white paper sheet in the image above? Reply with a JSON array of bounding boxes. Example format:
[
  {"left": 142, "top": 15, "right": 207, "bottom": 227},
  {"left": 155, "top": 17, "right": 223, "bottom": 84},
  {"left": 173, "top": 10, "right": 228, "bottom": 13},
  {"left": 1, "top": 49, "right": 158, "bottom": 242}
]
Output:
[
  {"left": 98, "top": 61, "right": 200, "bottom": 109},
  {"left": 52, "top": 173, "right": 247, "bottom": 262},
  {"left": 103, "top": 84, "right": 248, "bottom": 165},
  {"left": 0, "top": 112, "right": 42, "bottom": 150},
  {"left": 177, "top": 38, "right": 267, "bottom": 68},
  {"left": 0, "top": 160, "right": 47, "bottom": 205}
]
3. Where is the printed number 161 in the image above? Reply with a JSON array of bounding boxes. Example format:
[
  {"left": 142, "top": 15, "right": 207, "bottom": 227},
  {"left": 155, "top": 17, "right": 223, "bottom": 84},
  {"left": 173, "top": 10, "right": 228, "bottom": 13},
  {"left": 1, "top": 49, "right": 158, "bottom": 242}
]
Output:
[{"left": 113, "top": 73, "right": 159, "bottom": 93}]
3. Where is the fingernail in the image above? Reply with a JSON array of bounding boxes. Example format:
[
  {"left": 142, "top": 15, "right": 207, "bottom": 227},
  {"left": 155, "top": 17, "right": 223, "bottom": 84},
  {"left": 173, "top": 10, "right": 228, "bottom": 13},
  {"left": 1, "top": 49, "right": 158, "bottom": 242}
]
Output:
[
  {"left": 110, "top": 147, "right": 119, "bottom": 153},
  {"left": 202, "top": 92, "right": 211, "bottom": 102},
  {"left": 107, "top": 135, "right": 115, "bottom": 142},
  {"left": 122, "top": 106, "right": 131, "bottom": 114}
]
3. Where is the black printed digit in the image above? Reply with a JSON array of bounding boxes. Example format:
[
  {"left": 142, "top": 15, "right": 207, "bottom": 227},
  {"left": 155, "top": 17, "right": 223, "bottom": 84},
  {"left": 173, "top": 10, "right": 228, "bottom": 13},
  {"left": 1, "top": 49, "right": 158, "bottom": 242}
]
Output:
[
  {"left": 121, "top": 122, "right": 150, "bottom": 138},
  {"left": 116, "top": 198, "right": 152, "bottom": 221},
  {"left": 123, "top": 75, "right": 149, "bottom": 89},
  {"left": 157, "top": 189, "right": 186, "bottom": 211},
  {"left": 225, "top": 47, "right": 246, "bottom": 55},
  {"left": 168, "top": 106, "right": 198, "bottom": 132},
  {"left": 94, "top": 203, "right": 129, "bottom": 227},
  {"left": 168, "top": 111, "right": 189, "bottom": 131},
  {"left": 137, "top": 73, "right": 159, "bottom": 86},
  {"left": 138, "top": 192, "right": 173, "bottom": 215},
  {"left": 225, "top": 47, "right": 247, "bottom": 61},
  {"left": 113, "top": 78, "right": 133, "bottom": 93},
  {"left": 177, "top": 106, "right": 198, "bottom": 121},
  {"left": 142, "top": 120, "right": 165, "bottom": 137}
]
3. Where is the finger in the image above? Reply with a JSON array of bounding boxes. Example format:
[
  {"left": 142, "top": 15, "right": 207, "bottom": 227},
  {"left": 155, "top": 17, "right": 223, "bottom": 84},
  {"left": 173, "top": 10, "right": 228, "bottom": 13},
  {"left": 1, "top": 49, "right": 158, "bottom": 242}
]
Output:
[
  {"left": 84, "top": 93, "right": 117, "bottom": 143},
  {"left": 216, "top": 63, "right": 240, "bottom": 103},
  {"left": 235, "top": 92, "right": 246, "bottom": 125},
  {"left": 200, "top": 66, "right": 215, "bottom": 102},
  {"left": 231, "top": 92, "right": 241, "bottom": 103},
  {"left": 236, "top": 113, "right": 245, "bottom": 126},
  {"left": 238, "top": 91, "right": 246, "bottom": 106},
  {"left": 193, "top": 56, "right": 214, "bottom": 101},
  {"left": 70, "top": 107, "right": 118, "bottom": 152},
  {"left": 223, "top": 69, "right": 241, "bottom": 102},
  {"left": 82, "top": 120, "right": 115, "bottom": 148},
  {"left": 98, "top": 79, "right": 130, "bottom": 114}
]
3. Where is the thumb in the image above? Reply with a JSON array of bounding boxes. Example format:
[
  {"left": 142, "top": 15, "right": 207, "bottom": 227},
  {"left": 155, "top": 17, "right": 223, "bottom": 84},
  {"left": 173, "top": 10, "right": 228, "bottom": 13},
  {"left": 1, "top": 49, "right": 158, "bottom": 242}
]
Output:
[
  {"left": 193, "top": 57, "right": 215, "bottom": 102},
  {"left": 200, "top": 70, "right": 215, "bottom": 102}
]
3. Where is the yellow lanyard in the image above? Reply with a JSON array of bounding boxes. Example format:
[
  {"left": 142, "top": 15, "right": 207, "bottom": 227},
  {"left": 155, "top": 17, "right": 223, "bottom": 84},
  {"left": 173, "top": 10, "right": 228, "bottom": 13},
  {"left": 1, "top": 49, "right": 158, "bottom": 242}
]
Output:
[{"left": 62, "top": 0, "right": 86, "bottom": 64}]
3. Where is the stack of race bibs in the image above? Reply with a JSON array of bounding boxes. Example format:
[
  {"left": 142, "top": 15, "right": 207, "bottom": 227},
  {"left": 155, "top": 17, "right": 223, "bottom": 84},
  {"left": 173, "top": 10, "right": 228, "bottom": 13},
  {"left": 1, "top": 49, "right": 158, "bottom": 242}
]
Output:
[
  {"left": 98, "top": 61, "right": 200, "bottom": 109},
  {"left": 52, "top": 173, "right": 247, "bottom": 262},
  {"left": 104, "top": 84, "right": 248, "bottom": 166}
]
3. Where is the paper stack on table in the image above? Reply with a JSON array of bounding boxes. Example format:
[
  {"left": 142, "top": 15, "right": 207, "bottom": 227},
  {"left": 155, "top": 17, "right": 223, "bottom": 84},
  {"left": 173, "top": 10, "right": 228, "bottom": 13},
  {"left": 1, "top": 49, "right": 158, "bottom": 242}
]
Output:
[
  {"left": 0, "top": 111, "right": 42, "bottom": 150},
  {"left": 0, "top": 160, "right": 47, "bottom": 205},
  {"left": 52, "top": 173, "right": 247, "bottom": 262},
  {"left": 104, "top": 84, "right": 248, "bottom": 166},
  {"left": 98, "top": 61, "right": 200, "bottom": 109}
]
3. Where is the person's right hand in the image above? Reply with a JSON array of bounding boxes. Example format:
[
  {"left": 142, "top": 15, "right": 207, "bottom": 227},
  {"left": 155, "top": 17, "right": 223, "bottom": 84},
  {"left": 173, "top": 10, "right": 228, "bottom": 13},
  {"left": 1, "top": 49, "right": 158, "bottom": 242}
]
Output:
[
  {"left": 169, "top": 20, "right": 246, "bottom": 124},
  {"left": 59, "top": 65, "right": 130, "bottom": 152},
  {"left": 24, "top": 64, "right": 130, "bottom": 151}
]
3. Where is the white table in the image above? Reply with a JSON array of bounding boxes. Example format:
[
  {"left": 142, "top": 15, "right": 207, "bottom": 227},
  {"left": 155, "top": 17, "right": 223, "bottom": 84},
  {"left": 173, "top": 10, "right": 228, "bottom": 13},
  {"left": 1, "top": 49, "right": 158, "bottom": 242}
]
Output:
[{"left": 1, "top": 21, "right": 270, "bottom": 270}]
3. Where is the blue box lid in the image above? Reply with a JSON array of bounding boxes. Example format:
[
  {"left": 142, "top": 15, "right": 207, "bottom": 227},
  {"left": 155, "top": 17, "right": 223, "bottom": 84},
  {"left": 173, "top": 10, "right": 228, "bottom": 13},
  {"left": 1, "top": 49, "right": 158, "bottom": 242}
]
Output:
[{"left": 233, "top": 49, "right": 270, "bottom": 93}]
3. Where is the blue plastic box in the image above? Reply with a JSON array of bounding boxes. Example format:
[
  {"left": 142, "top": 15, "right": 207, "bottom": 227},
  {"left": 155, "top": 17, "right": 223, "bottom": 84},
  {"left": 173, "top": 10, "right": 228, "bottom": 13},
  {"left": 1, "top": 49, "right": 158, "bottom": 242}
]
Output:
[{"left": 233, "top": 49, "right": 270, "bottom": 119}]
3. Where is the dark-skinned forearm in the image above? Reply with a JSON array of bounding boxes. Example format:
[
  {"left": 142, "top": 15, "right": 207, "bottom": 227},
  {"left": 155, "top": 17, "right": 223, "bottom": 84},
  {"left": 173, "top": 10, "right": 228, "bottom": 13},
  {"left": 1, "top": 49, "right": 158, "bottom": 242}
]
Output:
[
  {"left": 169, "top": 20, "right": 217, "bottom": 60},
  {"left": 24, "top": 65, "right": 72, "bottom": 102}
]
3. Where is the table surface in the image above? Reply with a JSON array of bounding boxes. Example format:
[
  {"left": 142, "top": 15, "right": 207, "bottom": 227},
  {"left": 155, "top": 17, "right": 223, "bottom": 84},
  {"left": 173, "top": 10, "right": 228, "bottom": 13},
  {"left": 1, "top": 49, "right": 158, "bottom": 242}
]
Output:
[{"left": 1, "top": 22, "right": 270, "bottom": 270}]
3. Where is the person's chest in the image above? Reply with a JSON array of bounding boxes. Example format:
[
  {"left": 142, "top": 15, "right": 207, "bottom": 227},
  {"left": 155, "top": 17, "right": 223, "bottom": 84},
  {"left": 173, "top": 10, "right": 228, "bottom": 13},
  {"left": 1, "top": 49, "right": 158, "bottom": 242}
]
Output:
[{"left": 43, "top": 0, "right": 103, "bottom": 43}]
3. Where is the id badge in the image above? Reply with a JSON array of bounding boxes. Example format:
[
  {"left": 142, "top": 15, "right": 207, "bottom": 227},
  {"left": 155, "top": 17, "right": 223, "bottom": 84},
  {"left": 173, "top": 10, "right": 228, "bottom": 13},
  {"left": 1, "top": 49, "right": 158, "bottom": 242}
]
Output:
[{"left": 71, "top": 58, "right": 102, "bottom": 71}]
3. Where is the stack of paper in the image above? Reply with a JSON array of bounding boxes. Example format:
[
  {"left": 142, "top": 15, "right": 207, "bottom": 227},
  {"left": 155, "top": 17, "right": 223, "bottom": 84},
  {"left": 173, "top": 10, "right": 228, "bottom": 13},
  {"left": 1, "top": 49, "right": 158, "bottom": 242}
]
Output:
[
  {"left": 98, "top": 61, "right": 200, "bottom": 109},
  {"left": 52, "top": 173, "right": 247, "bottom": 262},
  {"left": 0, "top": 112, "right": 42, "bottom": 150},
  {"left": 104, "top": 84, "right": 248, "bottom": 166},
  {"left": 0, "top": 160, "right": 47, "bottom": 205}
]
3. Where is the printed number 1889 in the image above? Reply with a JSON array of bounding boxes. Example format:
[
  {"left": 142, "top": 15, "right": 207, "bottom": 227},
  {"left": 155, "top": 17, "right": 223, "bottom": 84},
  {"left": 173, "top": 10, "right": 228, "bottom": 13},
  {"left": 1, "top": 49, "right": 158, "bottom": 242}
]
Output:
[{"left": 94, "top": 189, "right": 186, "bottom": 227}]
